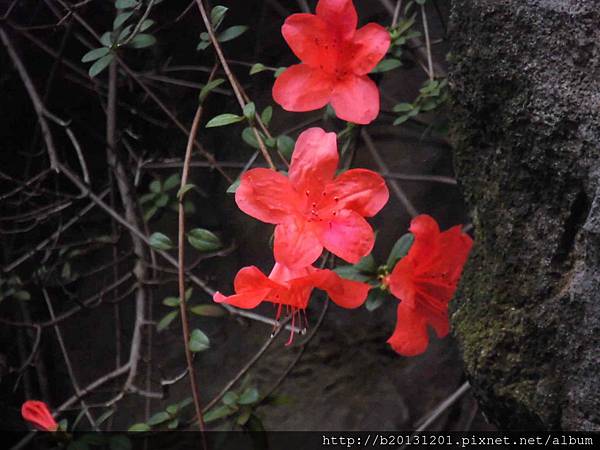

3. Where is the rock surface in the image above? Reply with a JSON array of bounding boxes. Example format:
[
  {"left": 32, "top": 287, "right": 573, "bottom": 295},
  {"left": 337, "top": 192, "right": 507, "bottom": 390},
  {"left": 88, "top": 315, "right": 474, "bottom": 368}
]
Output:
[{"left": 449, "top": 0, "right": 600, "bottom": 430}]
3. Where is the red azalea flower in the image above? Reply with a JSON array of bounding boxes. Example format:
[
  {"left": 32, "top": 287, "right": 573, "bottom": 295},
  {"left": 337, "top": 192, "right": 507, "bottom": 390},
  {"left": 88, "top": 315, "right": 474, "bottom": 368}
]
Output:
[
  {"left": 235, "top": 127, "right": 389, "bottom": 269},
  {"left": 386, "top": 215, "right": 473, "bottom": 356},
  {"left": 21, "top": 400, "right": 58, "bottom": 432},
  {"left": 214, "top": 262, "right": 370, "bottom": 341},
  {"left": 273, "top": 0, "right": 390, "bottom": 124}
]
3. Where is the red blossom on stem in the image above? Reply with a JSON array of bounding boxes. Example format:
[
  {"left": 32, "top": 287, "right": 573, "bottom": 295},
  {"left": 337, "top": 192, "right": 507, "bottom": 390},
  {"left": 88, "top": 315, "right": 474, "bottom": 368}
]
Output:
[
  {"left": 386, "top": 215, "right": 473, "bottom": 356},
  {"left": 235, "top": 127, "right": 389, "bottom": 269},
  {"left": 21, "top": 400, "right": 58, "bottom": 432},
  {"left": 214, "top": 262, "right": 370, "bottom": 342},
  {"left": 273, "top": 0, "right": 390, "bottom": 124}
]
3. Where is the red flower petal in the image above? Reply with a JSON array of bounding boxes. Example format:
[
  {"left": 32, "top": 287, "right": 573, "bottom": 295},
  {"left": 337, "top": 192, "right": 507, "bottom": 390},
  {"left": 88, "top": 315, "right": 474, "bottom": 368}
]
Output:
[
  {"left": 331, "top": 74, "right": 380, "bottom": 124},
  {"left": 213, "top": 266, "right": 277, "bottom": 309},
  {"left": 315, "top": 0, "right": 357, "bottom": 40},
  {"left": 387, "top": 303, "right": 430, "bottom": 357},
  {"left": 328, "top": 168, "right": 389, "bottom": 217},
  {"left": 388, "top": 256, "right": 417, "bottom": 309},
  {"left": 288, "top": 127, "right": 339, "bottom": 194},
  {"left": 282, "top": 14, "right": 338, "bottom": 71},
  {"left": 320, "top": 209, "right": 374, "bottom": 264},
  {"left": 272, "top": 64, "right": 334, "bottom": 113},
  {"left": 21, "top": 401, "right": 58, "bottom": 432},
  {"left": 274, "top": 219, "right": 323, "bottom": 269},
  {"left": 312, "top": 269, "right": 370, "bottom": 308},
  {"left": 235, "top": 168, "right": 298, "bottom": 224},
  {"left": 350, "top": 23, "right": 391, "bottom": 75},
  {"left": 387, "top": 214, "right": 473, "bottom": 355}
]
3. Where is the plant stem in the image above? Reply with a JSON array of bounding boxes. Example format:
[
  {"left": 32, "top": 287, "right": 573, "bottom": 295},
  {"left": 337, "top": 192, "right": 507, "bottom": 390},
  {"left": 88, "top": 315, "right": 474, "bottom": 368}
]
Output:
[{"left": 178, "top": 104, "right": 208, "bottom": 449}]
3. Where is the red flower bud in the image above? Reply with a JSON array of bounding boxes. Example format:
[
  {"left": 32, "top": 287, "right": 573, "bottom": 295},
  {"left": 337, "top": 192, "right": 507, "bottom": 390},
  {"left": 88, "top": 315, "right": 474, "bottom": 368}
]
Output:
[{"left": 21, "top": 400, "right": 58, "bottom": 431}]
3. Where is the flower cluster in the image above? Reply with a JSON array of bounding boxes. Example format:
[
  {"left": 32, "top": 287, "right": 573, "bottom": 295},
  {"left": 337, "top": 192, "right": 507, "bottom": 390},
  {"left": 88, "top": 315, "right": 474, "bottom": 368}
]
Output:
[
  {"left": 214, "top": 127, "right": 388, "bottom": 337},
  {"left": 216, "top": 0, "right": 473, "bottom": 355}
]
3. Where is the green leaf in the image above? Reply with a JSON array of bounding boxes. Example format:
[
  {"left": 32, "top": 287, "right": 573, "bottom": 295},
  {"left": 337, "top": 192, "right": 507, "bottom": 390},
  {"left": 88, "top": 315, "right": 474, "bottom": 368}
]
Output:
[
  {"left": 276, "top": 135, "right": 295, "bottom": 159},
  {"left": 365, "top": 289, "right": 387, "bottom": 312},
  {"left": 163, "top": 173, "right": 181, "bottom": 191},
  {"left": 128, "top": 34, "right": 156, "bottom": 49},
  {"left": 204, "top": 405, "right": 234, "bottom": 423},
  {"left": 187, "top": 228, "right": 222, "bottom": 252},
  {"left": 100, "top": 32, "right": 113, "bottom": 47},
  {"left": 189, "top": 329, "right": 210, "bottom": 352},
  {"left": 226, "top": 178, "right": 240, "bottom": 194},
  {"left": 250, "top": 63, "right": 266, "bottom": 75},
  {"left": 199, "top": 78, "right": 225, "bottom": 103},
  {"left": 149, "top": 179, "right": 162, "bottom": 193},
  {"left": 274, "top": 67, "right": 286, "bottom": 78},
  {"left": 189, "top": 304, "right": 226, "bottom": 317},
  {"left": 210, "top": 5, "right": 228, "bottom": 30},
  {"left": 89, "top": 54, "right": 114, "bottom": 78},
  {"left": 109, "top": 435, "right": 132, "bottom": 450},
  {"left": 14, "top": 290, "right": 31, "bottom": 301},
  {"left": 143, "top": 205, "right": 158, "bottom": 222},
  {"left": 242, "top": 102, "right": 256, "bottom": 121},
  {"left": 115, "top": 0, "right": 138, "bottom": 9},
  {"left": 261, "top": 106, "right": 273, "bottom": 126},
  {"left": 162, "top": 296, "right": 180, "bottom": 307},
  {"left": 196, "top": 39, "right": 211, "bottom": 51},
  {"left": 179, "top": 397, "right": 194, "bottom": 409},
  {"left": 117, "top": 25, "right": 133, "bottom": 43},
  {"left": 113, "top": 11, "right": 133, "bottom": 30},
  {"left": 241, "top": 127, "right": 259, "bottom": 149},
  {"left": 372, "top": 58, "right": 402, "bottom": 73},
  {"left": 393, "top": 102, "right": 414, "bottom": 113},
  {"left": 354, "top": 254, "right": 377, "bottom": 273},
  {"left": 386, "top": 233, "right": 415, "bottom": 269},
  {"left": 238, "top": 387, "right": 259, "bottom": 405},
  {"left": 140, "top": 19, "right": 154, "bottom": 32},
  {"left": 222, "top": 391, "right": 239, "bottom": 406},
  {"left": 334, "top": 266, "right": 371, "bottom": 282},
  {"left": 177, "top": 184, "right": 195, "bottom": 199},
  {"left": 237, "top": 409, "right": 252, "bottom": 426},
  {"left": 218, "top": 25, "right": 248, "bottom": 43},
  {"left": 334, "top": 255, "right": 376, "bottom": 282},
  {"left": 157, "top": 310, "right": 178, "bottom": 332},
  {"left": 149, "top": 232, "right": 173, "bottom": 250},
  {"left": 206, "top": 113, "right": 244, "bottom": 128},
  {"left": 128, "top": 423, "right": 150, "bottom": 432},
  {"left": 82, "top": 47, "right": 110, "bottom": 63},
  {"left": 155, "top": 193, "right": 169, "bottom": 208},
  {"left": 147, "top": 411, "right": 170, "bottom": 426},
  {"left": 167, "top": 419, "right": 179, "bottom": 430},
  {"left": 393, "top": 115, "right": 411, "bottom": 126}
]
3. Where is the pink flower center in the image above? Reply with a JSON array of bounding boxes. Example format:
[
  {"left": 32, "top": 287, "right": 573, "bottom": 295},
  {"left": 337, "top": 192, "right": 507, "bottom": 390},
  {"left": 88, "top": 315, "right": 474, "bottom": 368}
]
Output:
[{"left": 302, "top": 189, "right": 340, "bottom": 223}]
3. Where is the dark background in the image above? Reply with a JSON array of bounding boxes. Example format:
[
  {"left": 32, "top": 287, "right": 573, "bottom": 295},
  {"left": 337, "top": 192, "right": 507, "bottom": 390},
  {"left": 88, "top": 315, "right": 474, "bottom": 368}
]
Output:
[{"left": 0, "top": 0, "right": 492, "bottom": 434}]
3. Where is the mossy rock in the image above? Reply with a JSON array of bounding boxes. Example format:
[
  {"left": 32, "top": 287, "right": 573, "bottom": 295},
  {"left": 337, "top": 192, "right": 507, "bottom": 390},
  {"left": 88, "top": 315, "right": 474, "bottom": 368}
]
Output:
[{"left": 449, "top": 0, "right": 600, "bottom": 430}]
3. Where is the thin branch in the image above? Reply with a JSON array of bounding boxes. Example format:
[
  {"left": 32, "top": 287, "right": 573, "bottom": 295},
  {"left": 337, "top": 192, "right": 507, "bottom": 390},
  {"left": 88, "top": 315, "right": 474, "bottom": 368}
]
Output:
[
  {"left": 3, "top": 190, "right": 110, "bottom": 272},
  {"left": 202, "top": 316, "right": 291, "bottom": 413},
  {"left": 194, "top": 0, "right": 276, "bottom": 170},
  {"left": 117, "top": 0, "right": 155, "bottom": 48},
  {"left": 392, "top": 0, "right": 402, "bottom": 28},
  {"left": 178, "top": 103, "right": 208, "bottom": 441},
  {"left": 0, "top": 27, "right": 59, "bottom": 170},
  {"left": 414, "top": 381, "right": 471, "bottom": 433},
  {"left": 361, "top": 129, "right": 419, "bottom": 217},
  {"left": 42, "top": 289, "right": 98, "bottom": 430},
  {"left": 420, "top": 4, "right": 434, "bottom": 81}
]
